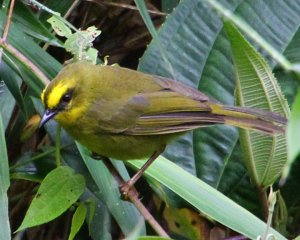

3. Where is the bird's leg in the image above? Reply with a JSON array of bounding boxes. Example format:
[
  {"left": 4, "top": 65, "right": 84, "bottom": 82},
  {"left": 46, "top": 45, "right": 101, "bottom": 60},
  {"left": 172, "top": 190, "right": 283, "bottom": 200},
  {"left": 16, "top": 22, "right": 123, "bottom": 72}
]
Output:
[
  {"left": 120, "top": 145, "right": 165, "bottom": 200},
  {"left": 91, "top": 155, "right": 169, "bottom": 237},
  {"left": 91, "top": 152, "right": 103, "bottom": 160},
  {"left": 90, "top": 153, "right": 140, "bottom": 199}
]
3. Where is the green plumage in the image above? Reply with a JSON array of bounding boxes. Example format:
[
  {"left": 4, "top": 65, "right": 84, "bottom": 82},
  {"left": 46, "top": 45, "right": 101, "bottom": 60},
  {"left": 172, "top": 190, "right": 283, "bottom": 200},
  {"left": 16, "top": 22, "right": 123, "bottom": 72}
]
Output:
[{"left": 41, "top": 62, "right": 286, "bottom": 160}]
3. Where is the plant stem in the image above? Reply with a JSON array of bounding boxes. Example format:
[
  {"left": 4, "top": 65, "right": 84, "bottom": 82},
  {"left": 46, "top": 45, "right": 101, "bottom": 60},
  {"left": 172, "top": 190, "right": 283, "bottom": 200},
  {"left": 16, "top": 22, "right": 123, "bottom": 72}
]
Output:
[
  {"left": 0, "top": 39, "right": 50, "bottom": 85},
  {"left": 101, "top": 157, "right": 169, "bottom": 238},
  {"left": 257, "top": 186, "right": 269, "bottom": 221}
]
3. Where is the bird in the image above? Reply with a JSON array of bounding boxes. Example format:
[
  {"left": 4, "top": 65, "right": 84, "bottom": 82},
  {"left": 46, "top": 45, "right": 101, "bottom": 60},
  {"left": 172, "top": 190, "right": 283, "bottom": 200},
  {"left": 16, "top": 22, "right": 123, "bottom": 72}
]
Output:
[{"left": 40, "top": 61, "right": 286, "bottom": 197}]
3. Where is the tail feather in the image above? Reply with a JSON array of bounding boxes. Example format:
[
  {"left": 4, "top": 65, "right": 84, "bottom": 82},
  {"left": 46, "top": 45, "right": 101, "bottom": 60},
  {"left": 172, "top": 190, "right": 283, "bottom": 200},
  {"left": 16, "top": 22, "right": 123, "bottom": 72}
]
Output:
[
  {"left": 125, "top": 104, "right": 287, "bottom": 136},
  {"left": 212, "top": 104, "right": 287, "bottom": 134}
]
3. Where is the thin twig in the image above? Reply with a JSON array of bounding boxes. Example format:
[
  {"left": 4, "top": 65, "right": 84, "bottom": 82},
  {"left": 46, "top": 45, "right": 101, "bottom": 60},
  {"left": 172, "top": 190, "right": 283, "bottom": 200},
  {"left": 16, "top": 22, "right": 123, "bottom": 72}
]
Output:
[
  {"left": 25, "top": 0, "right": 79, "bottom": 32},
  {"left": 2, "top": 0, "right": 15, "bottom": 40},
  {"left": 101, "top": 157, "right": 169, "bottom": 238},
  {"left": 88, "top": 0, "right": 167, "bottom": 16},
  {"left": 261, "top": 187, "right": 276, "bottom": 240},
  {"left": 64, "top": 0, "right": 81, "bottom": 18},
  {"left": 0, "top": 39, "right": 50, "bottom": 85},
  {"left": 0, "top": 0, "right": 16, "bottom": 62}
]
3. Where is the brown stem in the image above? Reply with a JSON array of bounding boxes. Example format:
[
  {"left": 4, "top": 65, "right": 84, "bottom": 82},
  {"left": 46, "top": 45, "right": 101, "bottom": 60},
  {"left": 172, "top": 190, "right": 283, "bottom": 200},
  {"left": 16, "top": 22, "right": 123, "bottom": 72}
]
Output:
[
  {"left": 0, "top": 39, "right": 50, "bottom": 85},
  {"left": 0, "top": 0, "right": 50, "bottom": 85},
  {"left": 257, "top": 186, "right": 269, "bottom": 221},
  {"left": 2, "top": 0, "right": 15, "bottom": 40},
  {"left": 101, "top": 157, "right": 169, "bottom": 238}
]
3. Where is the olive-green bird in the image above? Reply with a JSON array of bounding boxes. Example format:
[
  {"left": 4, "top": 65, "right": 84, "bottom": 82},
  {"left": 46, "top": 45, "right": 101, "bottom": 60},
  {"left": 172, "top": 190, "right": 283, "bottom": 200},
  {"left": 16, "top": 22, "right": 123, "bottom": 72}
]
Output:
[{"left": 40, "top": 62, "right": 286, "bottom": 192}]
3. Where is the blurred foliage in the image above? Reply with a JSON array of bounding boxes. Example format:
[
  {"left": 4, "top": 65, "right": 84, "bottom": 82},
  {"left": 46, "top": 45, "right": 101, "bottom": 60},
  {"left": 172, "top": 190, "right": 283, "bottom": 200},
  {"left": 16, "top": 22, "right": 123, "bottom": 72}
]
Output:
[{"left": 1, "top": 0, "right": 300, "bottom": 239}]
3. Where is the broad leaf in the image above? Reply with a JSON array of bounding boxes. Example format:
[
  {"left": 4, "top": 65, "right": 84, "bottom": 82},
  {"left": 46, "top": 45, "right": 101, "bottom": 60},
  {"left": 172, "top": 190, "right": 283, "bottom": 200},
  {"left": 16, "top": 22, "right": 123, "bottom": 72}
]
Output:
[
  {"left": 225, "top": 21, "right": 289, "bottom": 187},
  {"left": 17, "top": 166, "right": 85, "bottom": 231},
  {"left": 127, "top": 157, "right": 286, "bottom": 240},
  {"left": 68, "top": 203, "right": 87, "bottom": 240},
  {"left": 138, "top": 0, "right": 299, "bottom": 207}
]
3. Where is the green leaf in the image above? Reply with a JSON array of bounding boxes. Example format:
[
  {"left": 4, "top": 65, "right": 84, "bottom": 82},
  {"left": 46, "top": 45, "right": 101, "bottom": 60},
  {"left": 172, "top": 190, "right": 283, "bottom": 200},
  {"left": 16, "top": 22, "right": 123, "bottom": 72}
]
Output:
[
  {"left": 286, "top": 91, "right": 300, "bottom": 176},
  {"left": 33, "top": 98, "right": 137, "bottom": 237},
  {"left": 13, "top": 1, "right": 57, "bottom": 44},
  {"left": 0, "top": 114, "right": 11, "bottom": 240},
  {"left": 0, "top": 77, "right": 16, "bottom": 130},
  {"left": 295, "top": 235, "right": 300, "bottom": 240},
  {"left": 135, "top": 0, "right": 157, "bottom": 38},
  {"left": 68, "top": 203, "right": 87, "bottom": 240},
  {"left": 127, "top": 157, "right": 286, "bottom": 240},
  {"left": 0, "top": 114, "right": 10, "bottom": 190},
  {"left": 77, "top": 144, "right": 146, "bottom": 236},
  {"left": 225, "top": 21, "right": 289, "bottom": 187},
  {"left": 63, "top": 27, "right": 100, "bottom": 63},
  {"left": 201, "top": 0, "right": 293, "bottom": 71},
  {"left": 87, "top": 198, "right": 111, "bottom": 240},
  {"left": 273, "top": 191, "right": 288, "bottom": 235},
  {"left": 17, "top": 166, "right": 85, "bottom": 231},
  {"left": 138, "top": 0, "right": 243, "bottom": 193},
  {"left": 161, "top": 0, "right": 179, "bottom": 13},
  {"left": 0, "top": 14, "right": 61, "bottom": 82},
  {"left": 47, "top": 15, "right": 72, "bottom": 37},
  {"left": 139, "top": 0, "right": 299, "bottom": 209},
  {"left": 0, "top": 62, "right": 27, "bottom": 119}
]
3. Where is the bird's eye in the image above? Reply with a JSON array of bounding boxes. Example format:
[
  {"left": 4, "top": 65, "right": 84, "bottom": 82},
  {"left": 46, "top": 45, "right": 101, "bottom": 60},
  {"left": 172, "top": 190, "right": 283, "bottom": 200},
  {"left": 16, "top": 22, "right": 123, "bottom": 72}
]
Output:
[{"left": 61, "top": 93, "right": 72, "bottom": 103}]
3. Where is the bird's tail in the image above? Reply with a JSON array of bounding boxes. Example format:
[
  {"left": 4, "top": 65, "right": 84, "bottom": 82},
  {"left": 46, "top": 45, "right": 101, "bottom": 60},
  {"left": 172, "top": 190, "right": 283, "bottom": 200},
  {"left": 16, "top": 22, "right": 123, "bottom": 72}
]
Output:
[{"left": 211, "top": 104, "right": 287, "bottom": 134}]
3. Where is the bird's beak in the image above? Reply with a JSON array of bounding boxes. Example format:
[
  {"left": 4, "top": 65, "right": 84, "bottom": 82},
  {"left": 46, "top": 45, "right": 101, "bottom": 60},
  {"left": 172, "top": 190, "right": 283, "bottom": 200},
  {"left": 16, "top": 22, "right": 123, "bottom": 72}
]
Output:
[{"left": 39, "top": 109, "right": 58, "bottom": 127}]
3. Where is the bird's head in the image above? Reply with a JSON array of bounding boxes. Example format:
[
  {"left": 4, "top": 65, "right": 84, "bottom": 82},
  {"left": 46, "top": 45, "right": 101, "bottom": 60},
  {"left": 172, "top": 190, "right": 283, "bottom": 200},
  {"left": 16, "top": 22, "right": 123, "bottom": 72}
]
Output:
[{"left": 40, "top": 63, "right": 89, "bottom": 127}]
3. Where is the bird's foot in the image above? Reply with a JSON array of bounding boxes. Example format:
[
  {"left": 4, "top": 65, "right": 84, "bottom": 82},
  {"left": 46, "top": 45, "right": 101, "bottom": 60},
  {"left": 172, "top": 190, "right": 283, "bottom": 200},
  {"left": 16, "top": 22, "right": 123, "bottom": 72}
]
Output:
[
  {"left": 119, "top": 181, "right": 139, "bottom": 201},
  {"left": 91, "top": 152, "right": 103, "bottom": 160}
]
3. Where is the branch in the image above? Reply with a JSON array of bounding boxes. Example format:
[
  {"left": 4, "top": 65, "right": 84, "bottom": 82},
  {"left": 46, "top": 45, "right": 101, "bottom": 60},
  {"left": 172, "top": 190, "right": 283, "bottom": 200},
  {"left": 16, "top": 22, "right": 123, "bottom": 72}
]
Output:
[
  {"left": 0, "top": 0, "right": 16, "bottom": 62},
  {"left": 101, "top": 157, "right": 169, "bottom": 238}
]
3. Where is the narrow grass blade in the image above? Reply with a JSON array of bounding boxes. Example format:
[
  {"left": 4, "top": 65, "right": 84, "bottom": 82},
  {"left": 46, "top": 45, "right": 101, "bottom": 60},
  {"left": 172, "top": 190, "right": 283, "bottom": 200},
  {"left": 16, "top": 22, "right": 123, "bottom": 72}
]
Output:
[
  {"left": 0, "top": 114, "right": 11, "bottom": 240},
  {"left": 127, "top": 157, "right": 286, "bottom": 240}
]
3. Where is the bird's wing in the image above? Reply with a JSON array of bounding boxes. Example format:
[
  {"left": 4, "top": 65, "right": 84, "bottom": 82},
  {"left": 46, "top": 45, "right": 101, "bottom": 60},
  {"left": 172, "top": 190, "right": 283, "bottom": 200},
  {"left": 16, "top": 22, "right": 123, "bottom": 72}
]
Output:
[
  {"left": 121, "top": 90, "right": 222, "bottom": 135},
  {"left": 93, "top": 74, "right": 285, "bottom": 135},
  {"left": 92, "top": 74, "right": 216, "bottom": 134}
]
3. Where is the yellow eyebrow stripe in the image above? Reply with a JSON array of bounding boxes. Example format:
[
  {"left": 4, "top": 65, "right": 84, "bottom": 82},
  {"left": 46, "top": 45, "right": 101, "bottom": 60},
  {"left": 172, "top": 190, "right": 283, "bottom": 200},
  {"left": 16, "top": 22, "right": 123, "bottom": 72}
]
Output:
[
  {"left": 41, "top": 87, "right": 46, "bottom": 106},
  {"left": 46, "top": 82, "right": 69, "bottom": 109}
]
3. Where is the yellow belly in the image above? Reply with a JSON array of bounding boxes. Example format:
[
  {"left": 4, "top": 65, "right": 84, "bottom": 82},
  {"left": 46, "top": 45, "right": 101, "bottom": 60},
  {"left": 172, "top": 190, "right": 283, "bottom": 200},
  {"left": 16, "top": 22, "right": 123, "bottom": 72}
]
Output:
[{"left": 64, "top": 126, "right": 180, "bottom": 160}]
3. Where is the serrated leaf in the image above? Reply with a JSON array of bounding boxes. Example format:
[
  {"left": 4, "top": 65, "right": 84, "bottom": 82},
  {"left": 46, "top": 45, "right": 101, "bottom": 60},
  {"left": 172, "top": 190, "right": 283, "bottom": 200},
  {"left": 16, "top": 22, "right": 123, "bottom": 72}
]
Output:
[
  {"left": 17, "top": 166, "right": 85, "bottom": 231},
  {"left": 224, "top": 21, "right": 289, "bottom": 187},
  {"left": 47, "top": 16, "right": 72, "bottom": 37},
  {"left": 138, "top": 0, "right": 300, "bottom": 193},
  {"left": 68, "top": 203, "right": 87, "bottom": 240}
]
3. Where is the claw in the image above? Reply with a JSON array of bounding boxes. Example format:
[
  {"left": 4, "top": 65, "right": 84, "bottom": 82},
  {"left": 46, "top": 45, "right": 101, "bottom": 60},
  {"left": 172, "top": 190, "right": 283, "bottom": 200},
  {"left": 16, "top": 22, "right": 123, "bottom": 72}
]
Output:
[{"left": 119, "top": 181, "right": 139, "bottom": 201}]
